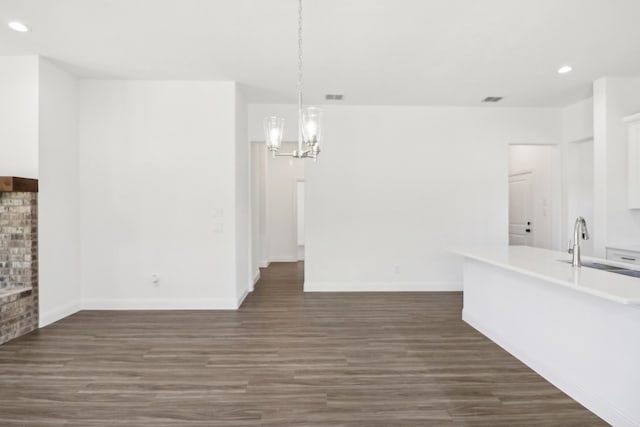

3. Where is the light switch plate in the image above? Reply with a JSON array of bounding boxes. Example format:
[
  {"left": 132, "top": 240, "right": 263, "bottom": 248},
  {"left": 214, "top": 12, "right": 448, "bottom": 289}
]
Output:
[{"left": 212, "top": 208, "right": 224, "bottom": 218}]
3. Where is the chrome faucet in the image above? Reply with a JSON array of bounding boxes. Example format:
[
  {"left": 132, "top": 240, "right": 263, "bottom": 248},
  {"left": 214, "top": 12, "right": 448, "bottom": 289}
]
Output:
[{"left": 568, "top": 216, "right": 589, "bottom": 267}]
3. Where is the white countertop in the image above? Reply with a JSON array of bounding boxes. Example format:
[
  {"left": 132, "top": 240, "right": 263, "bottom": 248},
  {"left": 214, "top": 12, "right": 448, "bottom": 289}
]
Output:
[{"left": 454, "top": 246, "right": 640, "bottom": 306}]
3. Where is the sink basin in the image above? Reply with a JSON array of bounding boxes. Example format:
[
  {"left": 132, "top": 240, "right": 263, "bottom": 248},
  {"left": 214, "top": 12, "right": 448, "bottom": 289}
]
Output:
[
  {"left": 583, "top": 262, "right": 624, "bottom": 271},
  {"left": 559, "top": 260, "right": 640, "bottom": 278}
]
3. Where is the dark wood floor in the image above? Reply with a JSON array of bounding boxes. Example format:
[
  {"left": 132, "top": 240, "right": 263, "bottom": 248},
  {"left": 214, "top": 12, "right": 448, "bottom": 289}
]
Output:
[{"left": 0, "top": 262, "right": 605, "bottom": 426}]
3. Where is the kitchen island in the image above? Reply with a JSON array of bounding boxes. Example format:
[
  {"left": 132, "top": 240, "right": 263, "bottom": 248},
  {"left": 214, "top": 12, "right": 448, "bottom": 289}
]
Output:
[{"left": 456, "top": 246, "right": 640, "bottom": 427}]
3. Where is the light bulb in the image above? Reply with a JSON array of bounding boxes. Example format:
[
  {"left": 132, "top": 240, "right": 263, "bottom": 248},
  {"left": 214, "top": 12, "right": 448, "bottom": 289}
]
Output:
[
  {"left": 301, "top": 107, "right": 322, "bottom": 146},
  {"left": 269, "top": 128, "right": 281, "bottom": 144},
  {"left": 264, "top": 116, "right": 284, "bottom": 151},
  {"left": 305, "top": 121, "right": 318, "bottom": 141}
]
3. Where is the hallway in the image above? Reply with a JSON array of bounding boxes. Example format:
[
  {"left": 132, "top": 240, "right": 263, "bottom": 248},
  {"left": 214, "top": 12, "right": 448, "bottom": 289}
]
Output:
[{"left": 0, "top": 262, "right": 603, "bottom": 426}]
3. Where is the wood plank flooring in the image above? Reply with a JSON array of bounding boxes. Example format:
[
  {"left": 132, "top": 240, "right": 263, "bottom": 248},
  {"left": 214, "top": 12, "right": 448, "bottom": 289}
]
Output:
[{"left": 0, "top": 262, "right": 605, "bottom": 426}]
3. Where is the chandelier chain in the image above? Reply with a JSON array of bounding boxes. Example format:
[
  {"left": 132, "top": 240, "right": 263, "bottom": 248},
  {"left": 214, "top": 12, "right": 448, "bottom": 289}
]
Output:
[
  {"left": 297, "top": 0, "right": 303, "bottom": 98},
  {"left": 264, "top": 0, "right": 321, "bottom": 160}
]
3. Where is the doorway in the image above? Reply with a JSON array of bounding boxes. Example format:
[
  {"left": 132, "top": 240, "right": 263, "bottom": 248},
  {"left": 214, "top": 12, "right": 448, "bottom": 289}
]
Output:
[
  {"left": 250, "top": 142, "right": 305, "bottom": 289},
  {"left": 508, "top": 145, "right": 559, "bottom": 249}
]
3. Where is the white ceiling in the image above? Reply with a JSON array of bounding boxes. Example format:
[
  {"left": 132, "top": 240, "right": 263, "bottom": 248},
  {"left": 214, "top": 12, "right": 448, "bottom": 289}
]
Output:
[{"left": 1, "top": 0, "right": 640, "bottom": 107}]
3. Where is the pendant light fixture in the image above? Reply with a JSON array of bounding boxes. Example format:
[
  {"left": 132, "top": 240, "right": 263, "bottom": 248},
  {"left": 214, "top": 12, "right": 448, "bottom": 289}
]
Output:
[{"left": 263, "top": 0, "right": 322, "bottom": 160}]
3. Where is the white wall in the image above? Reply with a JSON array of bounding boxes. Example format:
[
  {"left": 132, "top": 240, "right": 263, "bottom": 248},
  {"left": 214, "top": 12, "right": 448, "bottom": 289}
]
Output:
[
  {"left": 562, "top": 97, "right": 593, "bottom": 144},
  {"left": 249, "top": 105, "right": 562, "bottom": 291},
  {"left": 234, "top": 86, "right": 250, "bottom": 299},
  {"left": 562, "top": 98, "right": 595, "bottom": 256},
  {"left": 0, "top": 56, "right": 39, "bottom": 178},
  {"left": 509, "top": 145, "right": 555, "bottom": 249},
  {"left": 593, "top": 78, "right": 640, "bottom": 256},
  {"left": 251, "top": 142, "right": 268, "bottom": 277},
  {"left": 37, "top": 58, "right": 81, "bottom": 326},
  {"left": 78, "top": 80, "right": 243, "bottom": 309},
  {"left": 565, "top": 139, "right": 595, "bottom": 256}
]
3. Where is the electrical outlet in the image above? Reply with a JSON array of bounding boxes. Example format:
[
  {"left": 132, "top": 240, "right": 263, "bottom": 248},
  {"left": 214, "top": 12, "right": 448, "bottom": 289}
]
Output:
[{"left": 151, "top": 274, "right": 160, "bottom": 286}]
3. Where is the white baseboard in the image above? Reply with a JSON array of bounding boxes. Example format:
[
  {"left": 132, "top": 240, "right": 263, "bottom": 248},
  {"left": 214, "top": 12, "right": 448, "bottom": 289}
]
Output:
[
  {"left": 236, "top": 289, "right": 249, "bottom": 308},
  {"left": 39, "top": 300, "right": 82, "bottom": 327},
  {"left": 259, "top": 260, "right": 269, "bottom": 268},
  {"left": 304, "top": 281, "right": 463, "bottom": 292},
  {"left": 253, "top": 271, "right": 261, "bottom": 286},
  {"left": 268, "top": 256, "right": 298, "bottom": 263},
  {"left": 463, "top": 310, "right": 636, "bottom": 427},
  {"left": 82, "top": 298, "right": 238, "bottom": 310}
]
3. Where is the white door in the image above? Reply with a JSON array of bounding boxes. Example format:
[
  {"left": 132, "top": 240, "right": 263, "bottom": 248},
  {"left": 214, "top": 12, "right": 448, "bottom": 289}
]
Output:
[{"left": 509, "top": 172, "right": 533, "bottom": 246}]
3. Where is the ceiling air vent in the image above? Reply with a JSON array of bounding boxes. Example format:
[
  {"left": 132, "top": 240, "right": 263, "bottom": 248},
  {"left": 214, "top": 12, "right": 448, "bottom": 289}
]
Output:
[
  {"left": 325, "top": 94, "right": 344, "bottom": 101},
  {"left": 482, "top": 96, "right": 503, "bottom": 103}
]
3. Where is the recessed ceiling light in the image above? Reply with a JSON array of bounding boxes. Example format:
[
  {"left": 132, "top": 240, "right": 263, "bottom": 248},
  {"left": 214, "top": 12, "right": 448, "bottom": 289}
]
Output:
[
  {"left": 8, "top": 21, "right": 29, "bottom": 32},
  {"left": 558, "top": 65, "right": 573, "bottom": 74}
]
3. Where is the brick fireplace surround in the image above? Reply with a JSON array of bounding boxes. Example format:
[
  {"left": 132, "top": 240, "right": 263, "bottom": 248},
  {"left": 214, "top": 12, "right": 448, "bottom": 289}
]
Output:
[{"left": 0, "top": 177, "right": 38, "bottom": 345}]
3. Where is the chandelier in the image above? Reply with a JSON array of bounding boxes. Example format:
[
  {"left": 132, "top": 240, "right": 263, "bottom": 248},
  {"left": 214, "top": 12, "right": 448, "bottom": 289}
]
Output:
[{"left": 263, "top": 0, "right": 322, "bottom": 160}]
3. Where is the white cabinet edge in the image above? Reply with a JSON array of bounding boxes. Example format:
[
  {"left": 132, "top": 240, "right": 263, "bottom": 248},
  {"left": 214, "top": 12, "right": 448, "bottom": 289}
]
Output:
[{"left": 626, "top": 114, "right": 640, "bottom": 208}]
